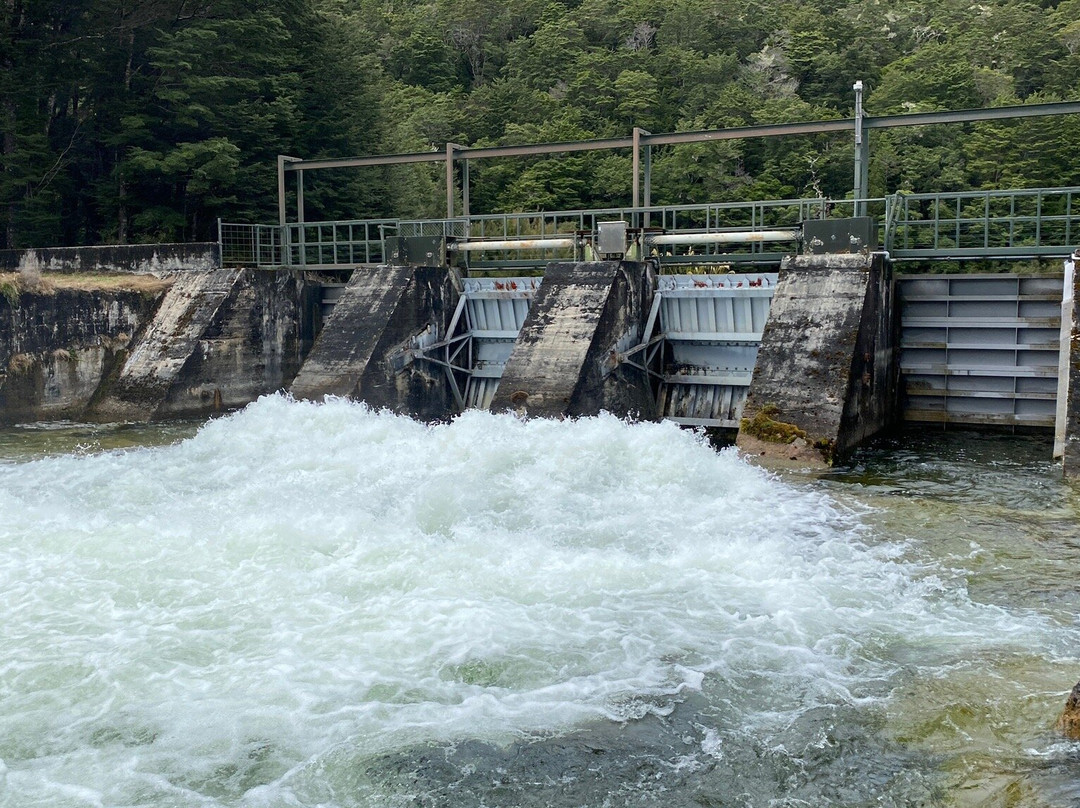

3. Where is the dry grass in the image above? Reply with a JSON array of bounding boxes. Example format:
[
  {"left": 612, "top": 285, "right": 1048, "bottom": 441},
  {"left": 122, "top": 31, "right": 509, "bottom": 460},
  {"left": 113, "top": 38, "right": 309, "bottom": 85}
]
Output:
[
  {"left": 8, "top": 353, "right": 35, "bottom": 373},
  {"left": 0, "top": 272, "right": 172, "bottom": 295}
]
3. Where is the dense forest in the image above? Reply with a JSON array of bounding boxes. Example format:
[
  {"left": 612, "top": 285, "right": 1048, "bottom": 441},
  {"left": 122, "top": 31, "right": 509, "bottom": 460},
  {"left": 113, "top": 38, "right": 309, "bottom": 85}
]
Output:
[{"left": 2, "top": 0, "right": 1080, "bottom": 248}]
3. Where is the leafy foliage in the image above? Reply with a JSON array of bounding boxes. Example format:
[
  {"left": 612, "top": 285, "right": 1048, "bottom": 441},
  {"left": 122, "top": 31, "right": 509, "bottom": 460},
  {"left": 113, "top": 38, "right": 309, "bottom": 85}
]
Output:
[{"left": 2, "top": 0, "right": 1080, "bottom": 247}]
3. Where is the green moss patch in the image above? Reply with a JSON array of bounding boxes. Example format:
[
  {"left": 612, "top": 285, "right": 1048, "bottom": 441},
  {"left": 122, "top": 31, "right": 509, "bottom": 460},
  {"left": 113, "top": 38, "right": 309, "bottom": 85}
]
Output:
[{"left": 739, "top": 404, "right": 807, "bottom": 444}]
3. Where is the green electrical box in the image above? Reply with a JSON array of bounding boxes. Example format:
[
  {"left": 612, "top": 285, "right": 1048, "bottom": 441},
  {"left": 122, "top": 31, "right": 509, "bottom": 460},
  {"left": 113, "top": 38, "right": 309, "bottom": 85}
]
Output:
[{"left": 386, "top": 236, "right": 446, "bottom": 266}]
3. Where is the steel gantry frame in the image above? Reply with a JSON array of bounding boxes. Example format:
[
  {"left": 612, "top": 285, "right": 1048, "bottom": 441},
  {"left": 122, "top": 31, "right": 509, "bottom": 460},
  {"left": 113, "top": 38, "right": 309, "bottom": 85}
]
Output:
[{"left": 275, "top": 86, "right": 1080, "bottom": 226}]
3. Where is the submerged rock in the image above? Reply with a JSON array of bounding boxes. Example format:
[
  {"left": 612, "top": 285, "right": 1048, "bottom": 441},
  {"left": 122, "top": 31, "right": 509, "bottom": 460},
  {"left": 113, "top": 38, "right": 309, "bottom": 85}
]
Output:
[{"left": 1056, "top": 681, "right": 1080, "bottom": 739}]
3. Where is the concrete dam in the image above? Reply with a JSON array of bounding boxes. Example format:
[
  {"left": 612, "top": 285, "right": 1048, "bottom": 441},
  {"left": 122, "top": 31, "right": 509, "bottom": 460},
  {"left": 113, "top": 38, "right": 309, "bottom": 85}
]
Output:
[{"left": 3, "top": 213, "right": 1079, "bottom": 473}]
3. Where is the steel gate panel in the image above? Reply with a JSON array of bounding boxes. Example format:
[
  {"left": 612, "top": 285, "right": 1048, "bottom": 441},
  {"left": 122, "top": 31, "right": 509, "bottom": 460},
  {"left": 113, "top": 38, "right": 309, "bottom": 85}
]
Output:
[
  {"left": 898, "top": 273, "right": 1065, "bottom": 428},
  {"left": 657, "top": 273, "right": 778, "bottom": 428}
]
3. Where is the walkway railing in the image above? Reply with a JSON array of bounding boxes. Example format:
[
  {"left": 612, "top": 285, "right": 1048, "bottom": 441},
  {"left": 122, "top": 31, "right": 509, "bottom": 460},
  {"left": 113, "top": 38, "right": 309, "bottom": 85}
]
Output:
[
  {"left": 219, "top": 222, "right": 283, "bottom": 267},
  {"left": 220, "top": 185, "right": 1080, "bottom": 269},
  {"left": 887, "top": 187, "right": 1080, "bottom": 259}
]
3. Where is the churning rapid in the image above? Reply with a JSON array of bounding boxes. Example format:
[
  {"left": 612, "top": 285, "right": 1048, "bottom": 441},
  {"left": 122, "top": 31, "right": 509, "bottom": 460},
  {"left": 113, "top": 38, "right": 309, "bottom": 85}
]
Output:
[{"left": 1, "top": 396, "right": 1079, "bottom": 807}]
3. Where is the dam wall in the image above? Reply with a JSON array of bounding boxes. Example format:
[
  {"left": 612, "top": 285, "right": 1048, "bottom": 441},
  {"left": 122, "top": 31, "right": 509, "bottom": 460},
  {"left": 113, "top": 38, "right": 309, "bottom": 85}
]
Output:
[
  {"left": 0, "top": 243, "right": 220, "bottom": 275},
  {"left": 7, "top": 252, "right": 1079, "bottom": 473},
  {"left": 0, "top": 268, "right": 319, "bottom": 424},
  {"left": 0, "top": 286, "right": 164, "bottom": 424}
]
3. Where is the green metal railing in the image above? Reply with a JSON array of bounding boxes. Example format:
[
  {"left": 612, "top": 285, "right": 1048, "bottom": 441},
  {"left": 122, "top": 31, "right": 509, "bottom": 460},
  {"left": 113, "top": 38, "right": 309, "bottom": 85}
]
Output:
[
  {"left": 284, "top": 219, "right": 398, "bottom": 267},
  {"left": 885, "top": 187, "right": 1080, "bottom": 259},
  {"left": 219, "top": 222, "right": 284, "bottom": 266},
  {"left": 220, "top": 185, "right": 1080, "bottom": 270}
]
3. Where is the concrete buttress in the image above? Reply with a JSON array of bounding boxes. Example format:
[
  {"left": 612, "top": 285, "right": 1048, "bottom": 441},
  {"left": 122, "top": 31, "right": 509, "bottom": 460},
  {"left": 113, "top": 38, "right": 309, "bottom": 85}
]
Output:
[
  {"left": 488, "top": 261, "right": 656, "bottom": 419},
  {"left": 737, "top": 253, "right": 897, "bottom": 465},
  {"left": 88, "top": 268, "right": 244, "bottom": 420},
  {"left": 289, "top": 265, "right": 460, "bottom": 420}
]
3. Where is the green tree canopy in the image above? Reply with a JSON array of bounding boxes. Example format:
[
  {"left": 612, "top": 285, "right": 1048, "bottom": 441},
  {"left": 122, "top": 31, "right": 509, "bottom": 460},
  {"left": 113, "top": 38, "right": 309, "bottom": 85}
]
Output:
[{"left": 2, "top": 0, "right": 1079, "bottom": 246}]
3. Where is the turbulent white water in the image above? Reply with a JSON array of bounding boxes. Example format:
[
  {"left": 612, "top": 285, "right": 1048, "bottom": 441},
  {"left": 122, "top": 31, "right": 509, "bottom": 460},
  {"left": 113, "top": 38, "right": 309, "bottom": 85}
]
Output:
[{"left": 0, "top": 396, "right": 1075, "bottom": 807}]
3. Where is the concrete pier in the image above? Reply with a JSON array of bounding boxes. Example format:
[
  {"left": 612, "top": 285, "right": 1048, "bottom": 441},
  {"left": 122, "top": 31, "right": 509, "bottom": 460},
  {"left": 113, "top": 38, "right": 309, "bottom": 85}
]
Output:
[
  {"left": 89, "top": 269, "right": 245, "bottom": 420},
  {"left": 736, "top": 253, "right": 897, "bottom": 465},
  {"left": 84, "top": 268, "right": 318, "bottom": 421},
  {"left": 290, "top": 266, "right": 460, "bottom": 420},
  {"left": 153, "top": 269, "right": 318, "bottom": 417},
  {"left": 489, "top": 261, "right": 656, "bottom": 419}
]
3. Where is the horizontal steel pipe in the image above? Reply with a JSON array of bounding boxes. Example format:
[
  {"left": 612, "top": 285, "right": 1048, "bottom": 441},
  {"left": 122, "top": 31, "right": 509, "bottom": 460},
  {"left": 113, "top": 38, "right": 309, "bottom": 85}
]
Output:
[
  {"left": 648, "top": 230, "right": 800, "bottom": 245},
  {"left": 449, "top": 238, "right": 576, "bottom": 251}
]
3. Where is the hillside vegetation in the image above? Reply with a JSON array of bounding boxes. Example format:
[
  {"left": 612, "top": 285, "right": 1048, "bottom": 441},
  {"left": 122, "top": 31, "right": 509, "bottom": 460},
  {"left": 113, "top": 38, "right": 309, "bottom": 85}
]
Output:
[{"left": 3, "top": 0, "right": 1080, "bottom": 247}]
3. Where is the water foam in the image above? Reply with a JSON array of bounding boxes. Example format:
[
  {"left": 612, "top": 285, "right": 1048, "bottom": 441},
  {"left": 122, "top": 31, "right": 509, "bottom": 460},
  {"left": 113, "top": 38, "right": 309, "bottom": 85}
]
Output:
[{"left": 0, "top": 396, "right": 1057, "bottom": 806}]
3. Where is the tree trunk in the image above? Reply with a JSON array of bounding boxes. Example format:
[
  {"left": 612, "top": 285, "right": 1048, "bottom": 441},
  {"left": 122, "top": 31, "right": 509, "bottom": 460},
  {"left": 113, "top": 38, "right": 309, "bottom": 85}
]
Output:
[
  {"left": 3, "top": 95, "right": 16, "bottom": 249},
  {"left": 117, "top": 172, "right": 128, "bottom": 244},
  {"left": 2, "top": 0, "right": 20, "bottom": 248}
]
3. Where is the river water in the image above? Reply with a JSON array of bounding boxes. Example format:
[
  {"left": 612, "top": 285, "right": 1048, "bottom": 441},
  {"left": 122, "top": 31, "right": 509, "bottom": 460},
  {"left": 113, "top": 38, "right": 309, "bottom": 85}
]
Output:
[{"left": 1, "top": 395, "right": 1078, "bottom": 807}]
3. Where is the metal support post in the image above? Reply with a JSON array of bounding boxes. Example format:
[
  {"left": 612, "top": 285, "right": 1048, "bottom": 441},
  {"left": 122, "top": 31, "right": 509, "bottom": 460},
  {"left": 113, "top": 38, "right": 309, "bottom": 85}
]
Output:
[
  {"left": 277, "top": 155, "right": 302, "bottom": 266},
  {"left": 277, "top": 155, "right": 287, "bottom": 227},
  {"left": 853, "top": 80, "right": 868, "bottom": 217},
  {"left": 297, "top": 169, "right": 305, "bottom": 224},
  {"left": 1055, "top": 254, "right": 1075, "bottom": 462},
  {"left": 296, "top": 168, "right": 306, "bottom": 266},
  {"left": 446, "top": 143, "right": 461, "bottom": 219},
  {"left": 643, "top": 142, "right": 652, "bottom": 228},
  {"left": 462, "top": 159, "right": 470, "bottom": 218},
  {"left": 632, "top": 127, "right": 642, "bottom": 211},
  {"left": 633, "top": 128, "right": 652, "bottom": 227}
]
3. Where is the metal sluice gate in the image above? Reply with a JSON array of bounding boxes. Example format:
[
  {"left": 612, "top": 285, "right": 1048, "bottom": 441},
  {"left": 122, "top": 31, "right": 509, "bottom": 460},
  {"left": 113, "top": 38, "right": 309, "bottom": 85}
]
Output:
[
  {"left": 387, "top": 222, "right": 792, "bottom": 429},
  {"left": 898, "top": 273, "right": 1067, "bottom": 428},
  {"left": 414, "top": 268, "right": 1072, "bottom": 432},
  {"left": 402, "top": 271, "right": 779, "bottom": 429}
]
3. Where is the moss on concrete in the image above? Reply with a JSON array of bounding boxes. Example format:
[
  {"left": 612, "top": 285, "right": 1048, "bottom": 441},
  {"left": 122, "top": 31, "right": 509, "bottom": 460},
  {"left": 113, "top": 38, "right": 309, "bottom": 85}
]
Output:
[{"left": 739, "top": 404, "right": 808, "bottom": 444}]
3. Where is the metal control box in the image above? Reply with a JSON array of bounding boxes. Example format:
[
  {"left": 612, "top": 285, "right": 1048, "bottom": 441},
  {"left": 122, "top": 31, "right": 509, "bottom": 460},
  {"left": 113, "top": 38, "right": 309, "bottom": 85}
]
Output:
[
  {"left": 386, "top": 236, "right": 446, "bottom": 266},
  {"left": 596, "top": 221, "right": 628, "bottom": 258},
  {"left": 803, "top": 217, "right": 877, "bottom": 255}
]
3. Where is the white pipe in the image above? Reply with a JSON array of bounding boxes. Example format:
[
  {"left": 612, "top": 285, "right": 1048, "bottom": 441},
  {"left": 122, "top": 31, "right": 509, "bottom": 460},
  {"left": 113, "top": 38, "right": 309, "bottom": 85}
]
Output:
[
  {"left": 648, "top": 229, "right": 800, "bottom": 246},
  {"left": 449, "top": 237, "right": 576, "bottom": 251}
]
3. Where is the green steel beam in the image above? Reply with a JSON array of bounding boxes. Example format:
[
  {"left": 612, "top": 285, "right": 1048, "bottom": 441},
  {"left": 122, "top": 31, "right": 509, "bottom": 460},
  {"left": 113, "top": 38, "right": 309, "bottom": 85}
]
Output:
[
  {"left": 285, "top": 151, "right": 449, "bottom": 171},
  {"left": 865, "top": 101, "right": 1080, "bottom": 129},
  {"left": 891, "top": 245, "right": 1079, "bottom": 260},
  {"left": 458, "top": 136, "right": 635, "bottom": 160},
  {"left": 640, "top": 119, "right": 854, "bottom": 147},
  {"left": 283, "top": 100, "right": 1080, "bottom": 175}
]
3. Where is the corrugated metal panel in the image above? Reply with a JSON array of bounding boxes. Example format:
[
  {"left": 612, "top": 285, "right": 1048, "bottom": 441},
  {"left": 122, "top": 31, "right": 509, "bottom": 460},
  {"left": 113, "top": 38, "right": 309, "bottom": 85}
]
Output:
[
  {"left": 899, "top": 273, "right": 1064, "bottom": 427},
  {"left": 460, "top": 278, "right": 539, "bottom": 408},
  {"left": 657, "top": 273, "right": 778, "bottom": 427},
  {"left": 465, "top": 376, "right": 502, "bottom": 410}
]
